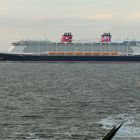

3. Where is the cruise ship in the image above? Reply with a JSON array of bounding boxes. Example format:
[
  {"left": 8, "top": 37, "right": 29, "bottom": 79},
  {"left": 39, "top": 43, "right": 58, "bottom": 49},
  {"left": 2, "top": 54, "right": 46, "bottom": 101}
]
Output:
[{"left": 0, "top": 33, "right": 140, "bottom": 62}]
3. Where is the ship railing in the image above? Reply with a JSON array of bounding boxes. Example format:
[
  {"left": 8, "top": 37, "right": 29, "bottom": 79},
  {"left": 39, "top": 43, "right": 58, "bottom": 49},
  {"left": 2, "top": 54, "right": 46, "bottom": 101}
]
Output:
[
  {"left": 119, "top": 52, "right": 134, "bottom": 56},
  {"left": 133, "top": 53, "right": 140, "bottom": 56},
  {"left": 47, "top": 52, "right": 119, "bottom": 56}
]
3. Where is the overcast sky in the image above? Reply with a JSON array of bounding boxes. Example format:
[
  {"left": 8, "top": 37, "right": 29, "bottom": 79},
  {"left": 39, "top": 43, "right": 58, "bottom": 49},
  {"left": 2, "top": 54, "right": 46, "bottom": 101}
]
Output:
[{"left": 0, "top": 0, "right": 140, "bottom": 51}]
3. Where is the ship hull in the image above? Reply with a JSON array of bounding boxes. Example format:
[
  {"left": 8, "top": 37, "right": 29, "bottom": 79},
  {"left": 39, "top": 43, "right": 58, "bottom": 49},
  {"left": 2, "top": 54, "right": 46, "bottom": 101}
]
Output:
[{"left": 1, "top": 53, "right": 140, "bottom": 62}]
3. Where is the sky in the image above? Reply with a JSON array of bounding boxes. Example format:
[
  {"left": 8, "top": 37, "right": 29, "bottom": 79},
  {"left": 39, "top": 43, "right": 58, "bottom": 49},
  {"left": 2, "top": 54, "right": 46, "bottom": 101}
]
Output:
[{"left": 0, "top": 0, "right": 140, "bottom": 51}]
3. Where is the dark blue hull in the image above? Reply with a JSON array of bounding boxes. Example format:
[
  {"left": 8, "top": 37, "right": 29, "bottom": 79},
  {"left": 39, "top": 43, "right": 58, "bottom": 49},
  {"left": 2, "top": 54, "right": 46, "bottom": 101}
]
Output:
[{"left": 1, "top": 53, "right": 140, "bottom": 62}]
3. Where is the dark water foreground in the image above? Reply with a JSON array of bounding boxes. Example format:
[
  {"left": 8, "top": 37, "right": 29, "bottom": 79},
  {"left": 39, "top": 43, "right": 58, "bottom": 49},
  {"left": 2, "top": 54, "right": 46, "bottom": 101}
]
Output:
[{"left": 0, "top": 62, "right": 140, "bottom": 140}]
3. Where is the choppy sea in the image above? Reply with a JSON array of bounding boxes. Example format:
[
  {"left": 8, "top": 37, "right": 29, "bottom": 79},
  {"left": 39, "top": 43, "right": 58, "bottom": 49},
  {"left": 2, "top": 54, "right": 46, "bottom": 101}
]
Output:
[{"left": 0, "top": 62, "right": 140, "bottom": 140}]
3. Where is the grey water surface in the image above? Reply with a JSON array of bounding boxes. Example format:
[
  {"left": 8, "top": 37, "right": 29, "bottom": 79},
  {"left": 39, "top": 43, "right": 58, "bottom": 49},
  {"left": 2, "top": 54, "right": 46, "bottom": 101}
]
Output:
[{"left": 0, "top": 62, "right": 140, "bottom": 140}]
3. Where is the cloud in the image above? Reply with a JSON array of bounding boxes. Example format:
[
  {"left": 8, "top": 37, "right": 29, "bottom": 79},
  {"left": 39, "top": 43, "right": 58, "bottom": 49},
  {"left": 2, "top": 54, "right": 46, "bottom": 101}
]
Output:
[
  {"left": 0, "top": 14, "right": 117, "bottom": 30},
  {"left": 0, "top": 17, "right": 95, "bottom": 29},
  {"left": 91, "top": 13, "right": 113, "bottom": 20},
  {"left": 125, "top": 11, "right": 140, "bottom": 21}
]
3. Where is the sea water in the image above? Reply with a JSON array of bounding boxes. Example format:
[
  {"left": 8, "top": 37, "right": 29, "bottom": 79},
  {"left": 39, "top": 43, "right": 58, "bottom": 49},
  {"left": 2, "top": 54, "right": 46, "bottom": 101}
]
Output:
[{"left": 0, "top": 62, "right": 140, "bottom": 140}]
